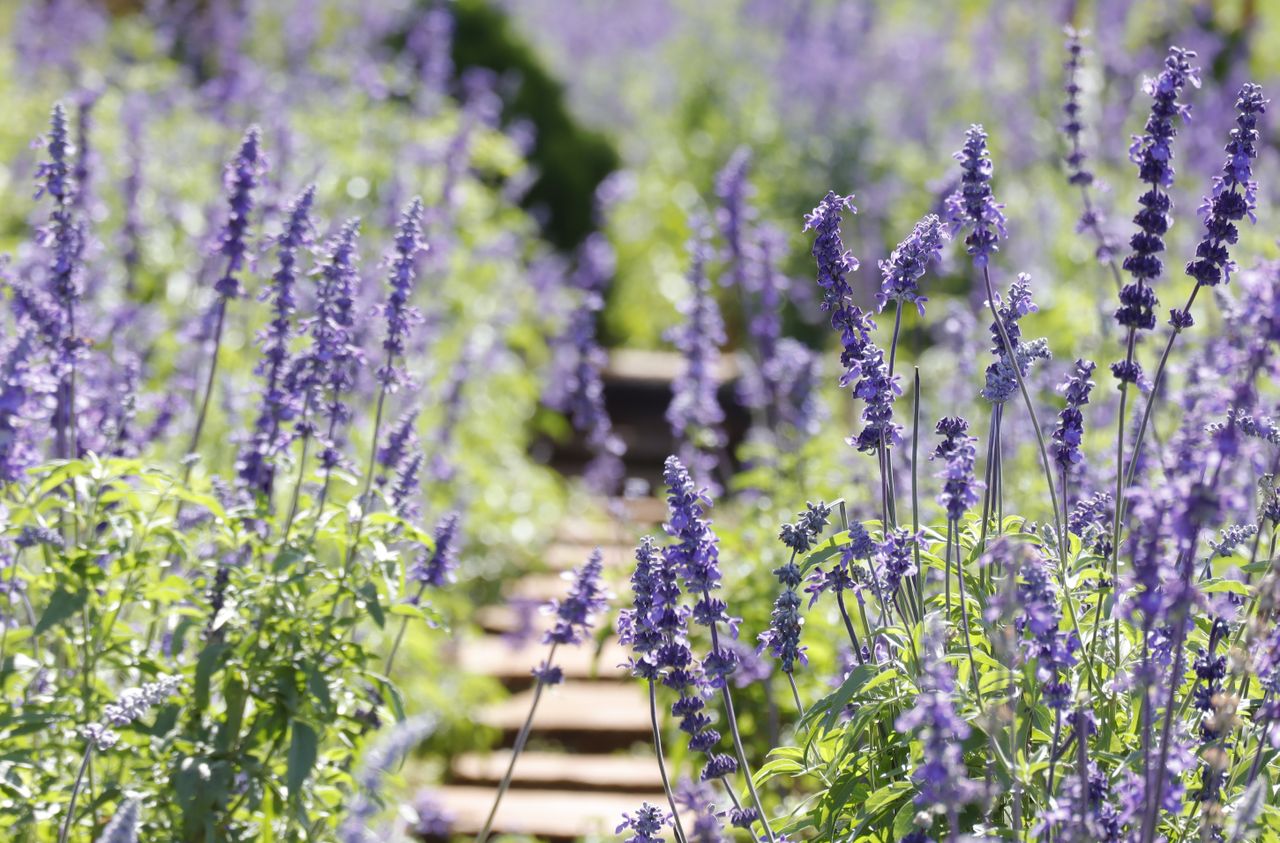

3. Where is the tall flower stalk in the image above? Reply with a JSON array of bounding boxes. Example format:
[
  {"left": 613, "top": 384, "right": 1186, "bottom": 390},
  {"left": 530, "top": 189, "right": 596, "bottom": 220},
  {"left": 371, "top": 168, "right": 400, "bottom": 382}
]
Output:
[{"left": 188, "top": 127, "right": 266, "bottom": 465}]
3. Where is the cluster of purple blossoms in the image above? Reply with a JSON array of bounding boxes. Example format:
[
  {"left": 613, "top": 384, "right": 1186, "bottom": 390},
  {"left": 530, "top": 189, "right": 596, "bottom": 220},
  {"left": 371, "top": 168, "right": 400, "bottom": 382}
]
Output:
[
  {"left": 237, "top": 185, "right": 316, "bottom": 498},
  {"left": 804, "top": 191, "right": 902, "bottom": 453},
  {"left": 1062, "top": 29, "right": 1118, "bottom": 263},
  {"left": 213, "top": 127, "right": 267, "bottom": 300},
  {"left": 532, "top": 548, "right": 607, "bottom": 685},
  {"left": 931, "top": 417, "right": 982, "bottom": 522},
  {"left": 1052, "top": 359, "right": 1096, "bottom": 470},
  {"left": 981, "top": 274, "right": 1050, "bottom": 404},
  {"left": 1113, "top": 47, "right": 1199, "bottom": 382},
  {"left": 289, "top": 220, "right": 364, "bottom": 470},
  {"left": 896, "top": 624, "right": 977, "bottom": 819},
  {"left": 1069, "top": 491, "right": 1115, "bottom": 557},
  {"left": 543, "top": 549, "right": 608, "bottom": 648},
  {"left": 945, "top": 124, "right": 1007, "bottom": 267},
  {"left": 805, "top": 520, "right": 876, "bottom": 608},
  {"left": 715, "top": 146, "right": 754, "bottom": 293},
  {"left": 96, "top": 799, "right": 140, "bottom": 843},
  {"left": 377, "top": 409, "right": 420, "bottom": 481},
  {"left": 85, "top": 674, "right": 182, "bottom": 749},
  {"left": 616, "top": 803, "right": 670, "bottom": 843},
  {"left": 877, "top": 213, "right": 946, "bottom": 316},
  {"left": 1062, "top": 29, "right": 1094, "bottom": 188},
  {"left": 545, "top": 235, "right": 625, "bottom": 496},
  {"left": 758, "top": 503, "right": 830, "bottom": 673},
  {"left": 375, "top": 198, "right": 426, "bottom": 390},
  {"left": 875, "top": 527, "right": 918, "bottom": 599},
  {"left": 667, "top": 228, "right": 727, "bottom": 489},
  {"left": 1177, "top": 83, "right": 1267, "bottom": 319},
  {"left": 410, "top": 511, "right": 462, "bottom": 589},
  {"left": 802, "top": 191, "right": 858, "bottom": 315},
  {"left": 675, "top": 777, "right": 727, "bottom": 843},
  {"left": 36, "top": 104, "right": 83, "bottom": 319},
  {"left": 1051, "top": 754, "right": 1123, "bottom": 842},
  {"left": 1014, "top": 550, "right": 1077, "bottom": 709},
  {"left": 0, "top": 331, "right": 41, "bottom": 483}
]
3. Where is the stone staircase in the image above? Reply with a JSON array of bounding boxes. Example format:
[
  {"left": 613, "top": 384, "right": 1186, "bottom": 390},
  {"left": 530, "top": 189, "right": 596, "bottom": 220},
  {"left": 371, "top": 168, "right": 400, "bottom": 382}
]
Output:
[{"left": 436, "top": 500, "right": 672, "bottom": 840}]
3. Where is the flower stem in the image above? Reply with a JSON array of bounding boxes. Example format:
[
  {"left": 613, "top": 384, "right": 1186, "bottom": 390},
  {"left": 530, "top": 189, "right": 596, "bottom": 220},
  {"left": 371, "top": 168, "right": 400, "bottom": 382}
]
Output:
[
  {"left": 58, "top": 745, "right": 93, "bottom": 843},
  {"left": 186, "top": 298, "right": 228, "bottom": 475},
  {"left": 476, "top": 641, "right": 559, "bottom": 843},
  {"left": 648, "top": 680, "right": 689, "bottom": 843}
]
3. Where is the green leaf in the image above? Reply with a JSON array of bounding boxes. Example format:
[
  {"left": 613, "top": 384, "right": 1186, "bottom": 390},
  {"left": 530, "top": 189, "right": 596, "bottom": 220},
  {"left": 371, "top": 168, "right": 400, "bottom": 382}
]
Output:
[
  {"left": 287, "top": 719, "right": 319, "bottom": 801},
  {"left": 34, "top": 588, "right": 87, "bottom": 635},
  {"left": 360, "top": 581, "right": 385, "bottom": 628}
]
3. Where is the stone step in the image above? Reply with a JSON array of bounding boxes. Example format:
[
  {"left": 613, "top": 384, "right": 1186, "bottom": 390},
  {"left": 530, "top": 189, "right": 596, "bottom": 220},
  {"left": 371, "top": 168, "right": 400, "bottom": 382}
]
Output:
[
  {"left": 475, "top": 604, "right": 545, "bottom": 637},
  {"left": 435, "top": 785, "right": 674, "bottom": 840},
  {"left": 456, "top": 636, "right": 629, "bottom": 684},
  {"left": 479, "top": 681, "right": 652, "bottom": 747},
  {"left": 450, "top": 750, "right": 664, "bottom": 792}
]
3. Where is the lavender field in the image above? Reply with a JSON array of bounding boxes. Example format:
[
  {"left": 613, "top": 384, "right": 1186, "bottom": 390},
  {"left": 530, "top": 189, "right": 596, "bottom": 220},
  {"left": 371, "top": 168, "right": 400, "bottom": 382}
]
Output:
[{"left": 1, "top": 1, "right": 1279, "bottom": 841}]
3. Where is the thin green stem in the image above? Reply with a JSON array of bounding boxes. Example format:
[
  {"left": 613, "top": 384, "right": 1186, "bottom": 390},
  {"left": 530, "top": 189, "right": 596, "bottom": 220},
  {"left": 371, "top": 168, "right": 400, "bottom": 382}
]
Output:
[{"left": 648, "top": 680, "right": 689, "bottom": 843}]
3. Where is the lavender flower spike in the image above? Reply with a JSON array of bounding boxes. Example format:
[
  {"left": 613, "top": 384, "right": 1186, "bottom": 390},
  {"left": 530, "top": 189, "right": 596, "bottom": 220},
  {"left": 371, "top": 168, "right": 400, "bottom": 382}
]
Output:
[
  {"left": 543, "top": 548, "right": 609, "bottom": 650},
  {"left": 931, "top": 417, "right": 982, "bottom": 522},
  {"left": 1052, "top": 359, "right": 1096, "bottom": 470},
  {"left": 377, "top": 198, "right": 427, "bottom": 391},
  {"left": 237, "top": 185, "right": 315, "bottom": 498},
  {"left": 95, "top": 799, "right": 140, "bottom": 843},
  {"left": 1181, "top": 84, "right": 1267, "bottom": 297},
  {"left": 1112, "top": 46, "right": 1198, "bottom": 381},
  {"left": 617, "top": 803, "right": 672, "bottom": 843},
  {"left": 877, "top": 213, "right": 947, "bottom": 316},
  {"left": 802, "top": 191, "right": 858, "bottom": 316},
  {"left": 214, "top": 126, "right": 267, "bottom": 300},
  {"left": 946, "top": 124, "right": 1007, "bottom": 267},
  {"left": 410, "top": 511, "right": 462, "bottom": 588}
]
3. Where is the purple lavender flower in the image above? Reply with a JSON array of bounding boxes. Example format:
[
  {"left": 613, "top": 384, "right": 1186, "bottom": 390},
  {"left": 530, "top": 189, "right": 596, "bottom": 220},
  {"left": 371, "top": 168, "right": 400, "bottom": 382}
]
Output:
[
  {"left": 97, "top": 674, "right": 182, "bottom": 733},
  {"left": 1052, "top": 359, "right": 1096, "bottom": 470},
  {"left": 802, "top": 191, "right": 858, "bottom": 316},
  {"left": 876, "top": 527, "right": 919, "bottom": 601},
  {"left": 981, "top": 274, "right": 1050, "bottom": 404},
  {"left": 931, "top": 416, "right": 982, "bottom": 521},
  {"left": 1069, "top": 491, "right": 1114, "bottom": 557},
  {"left": 1062, "top": 29, "right": 1118, "bottom": 264},
  {"left": 877, "top": 213, "right": 946, "bottom": 315},
  {"left": 376, "top": 198, "right": 426, "bottom": 391},
  {"left": 289, "top": 219, "right": 363, "bottom": 470},
  {"left": 945, "top": 124, "right": 1007, "bottom": 267},
  {"left": 237, "top": 185, "right": 315, "bottom": 498},
  {"left": 1014, "top": 548, "right": 1077, "bottom": 709},
  {"left": 96, "top": 799, "right": 139, "bottom": 843},
  {"left": 1062, "top": 29, "right": 1094, "bottom": 188},
  {"left": 758, "top": 584, "right": 806, "bottom": 673},
  {"left": 545, "top": 236, "right": 625, "bottom": 496},
  {"left": 896, "top": 624, "right": 978, "bottom": 817},
  {"left": 0, "top": 330, "right": 41, "bottom": 484},
  {"left": 1112, "top": 47, "right": 1199, "bottom": 382},
  {"left": 377, "top": 408, "right": 419, "bottom": 482},
  {"left": 410, "top": 511, "right": 462, "bottom": 588},
  {"left": 715, "top": 146, "right": 754, "bottom": 293},
  {"left": 213, "top": 127, "right": 267, "bottom": 300},
  {"left": 409, "top": 789, "right": 454, "bottom": 841},
  {"left": 389, "top": 452, "right": 423, "bottom": 521},
  {"left": 667, "top": 226, "right": 727, "bottom": 491},
  {"left": 544, "top": 549, "right": 608, "bottom": 647},
  {"left": 674, "top": 778, "right": 727, "bottom": 843},
  {"left": 617, "top": 536, "right": 665, "bottom": 677},
  {"left": 1179, "top": 84, "right": 1266, "bottom": 300},
  {"left": 616, "top": 803, "right": 670, "bottom": 843}
]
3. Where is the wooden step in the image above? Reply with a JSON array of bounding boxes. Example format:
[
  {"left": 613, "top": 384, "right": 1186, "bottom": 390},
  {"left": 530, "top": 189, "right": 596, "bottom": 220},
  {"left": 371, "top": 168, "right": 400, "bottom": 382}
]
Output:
[
  {"left": 555, "top": 518, "right": 630, "bottom": 546},
  {"left": 605, "top": 348, "right": 738, "bottom": 386},
  {"left": 479, "top": 681, "right": 651, "bottom": 743},
  {"left": 456, "top": 636, "right": 629, "bottom": 684},
  {"left": 545, "top": 542, "right": 637, "bottom": 571},
  {"left": 451, "top": 750, "right": 664, "bottom": 792},
  {"left": 435, "top": 785, "right": 674, "bottom": 840},
  {"left": 508, "top": 571, "right": 625, "bottom": 603},
  {"left": 623, "top": 496, "right": 668, "bottom": 525},
  {"left": 475, "top": 604, "right": 546, "bottom": 637}
]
